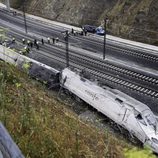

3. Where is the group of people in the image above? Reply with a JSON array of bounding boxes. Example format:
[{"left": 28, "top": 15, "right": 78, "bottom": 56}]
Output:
[
  {"left": 21, "top": 39, "right": 37, "bottom": 54},
  {"left": 19, "top": 38, "right": 38, "bottom": 55},
  {"left": 21, "top": 36, "right": 59, "bottom": 51},
  {"left": 44, "top": 37, "right": 59, "bottom": 45},
  {"left": 11, "top": 30, "right": 87, "bottom": 56}
]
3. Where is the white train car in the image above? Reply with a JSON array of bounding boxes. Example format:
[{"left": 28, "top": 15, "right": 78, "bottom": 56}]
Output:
[{"left": 60, "top": 68, "right": 158, "bottom": 153}]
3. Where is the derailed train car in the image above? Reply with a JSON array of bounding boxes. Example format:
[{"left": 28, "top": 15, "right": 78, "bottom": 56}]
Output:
[
  {"left": 60, "top": 68, "right": 158, "bottom": 154},
  {"left": 16, "top": 55, "right": 60, "bottom": 88},
  {"left": 0, "top": 44, "right": 60, "bottom": 88}
]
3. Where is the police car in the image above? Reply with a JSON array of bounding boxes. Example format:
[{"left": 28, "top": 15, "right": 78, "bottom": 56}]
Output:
[{"left": 95, "top": 26, "right": 105, "bottom": 35}]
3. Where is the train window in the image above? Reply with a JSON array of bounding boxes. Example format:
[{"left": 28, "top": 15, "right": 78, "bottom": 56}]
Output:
[
  {"left": 145, "top": 114, "right": 156, "bottom": 126},
  {"left": 136, "top": 114, "right": 147, "bottom": 126},
  {"left": 136, "top": 114, "right": 142, "bottom": 120},
  {"left": 152, "top": 138, "right": 158, "bottom": 144},
  {"left": 115, "top": 98, "right": 123, "bottom": 104},
  {"left": 134, "top": 110, "right": 139, "bottom": 117}
]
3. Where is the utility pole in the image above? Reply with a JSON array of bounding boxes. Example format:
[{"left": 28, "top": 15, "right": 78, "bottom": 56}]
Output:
[
  {"left": 6, "top": 0, "right": 10, "bottom": 11},
  {"left": 23, "top": 0, "right": 27, "bottom": 34},
  {"left": 65, "top": 30, "right": 69, "bottom": 67},
  {"left": 103, "top": 17, "right": 108, "bottom": 60}
]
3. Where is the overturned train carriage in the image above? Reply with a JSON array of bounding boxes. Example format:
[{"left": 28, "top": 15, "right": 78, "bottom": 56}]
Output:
[
  {"left": 0, "top": 45, "right": 60, "bottom": 88},
  {"left": 60, "top": 68, "right": 158, "bottom": 154},
  {"left": 17, "top": 57, "right": 60, "bottom": 88}
]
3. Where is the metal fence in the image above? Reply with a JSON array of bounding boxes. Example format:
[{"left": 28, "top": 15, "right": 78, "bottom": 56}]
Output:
[{"left": 0, "top": 122, "right": 24, "bottom": 158}]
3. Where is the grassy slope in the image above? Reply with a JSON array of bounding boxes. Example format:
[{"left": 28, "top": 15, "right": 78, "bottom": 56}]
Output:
[{"left": 0, "top": 61, "right": 129, "bottom": 158}]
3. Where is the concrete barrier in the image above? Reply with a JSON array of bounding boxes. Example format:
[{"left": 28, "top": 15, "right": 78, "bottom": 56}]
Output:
[{"left": 0, "top": 123, "right": 24, "bottom": 158}]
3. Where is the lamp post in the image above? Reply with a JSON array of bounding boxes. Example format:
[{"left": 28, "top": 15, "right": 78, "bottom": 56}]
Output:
[
  {"left": 103, "top": 17, "right": 108, "bottom": 60},
  {"left": 23, "top": 0, "right": 27, "bottom": 34}
]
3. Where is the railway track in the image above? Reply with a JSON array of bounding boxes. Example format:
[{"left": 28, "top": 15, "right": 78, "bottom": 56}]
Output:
[
  {"left": 2, "top": 7, "right": 158, "bottom": 153},
  {"left": 6, "top": 29, "right": 158, "bottom": 101},
  {"left": 1, "top": 8, "right": 158, "bottom": 110},
  {"left": 1, "top": 9, "right": 158, "bottom": 70}
]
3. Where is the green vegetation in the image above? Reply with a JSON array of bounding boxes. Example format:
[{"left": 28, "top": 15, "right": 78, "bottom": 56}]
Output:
[
  {"left": 0, "top": 61, "right": 126, "bottom": 157},
  {"left": 0, "top": 60, "right": 156, "bottom": 157},
  {"left": 125, "top": 147, "right": 156, "bottom": 158},
  {"left": 108, "top": 0, "right": 152, "bottom": 30}
]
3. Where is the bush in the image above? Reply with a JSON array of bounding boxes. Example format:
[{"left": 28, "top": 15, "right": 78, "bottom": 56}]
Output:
[{"left": 124, "top": 147, "right": 156, "bottom": 158}]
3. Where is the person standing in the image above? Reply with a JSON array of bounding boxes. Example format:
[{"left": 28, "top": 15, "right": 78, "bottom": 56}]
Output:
[
  {"left": 22, "top": 38, "right": 25, "bottom": 44},
  {"left": 84, "top": 30, "right": 87, "bottom": 36},
  {"left": 52, "top": 37, "right": 55, "bottom": 44},
  {"left": 71, "top": 28, "right": 74, "bottom": 34},
  {"left": 36, "top": 41, "right": 39, "bottom": 50},
  {"left": 30, "top": 41, "right": 33, "bottom": 48},
  {"left": 41, "top": 38, "right": 44, "bottom": 45},
  {"left": 12, "top": 37, "right": 15, "bottom": 43},
  {"left": 56, "top": 37, "right": 59, "bottom": 43},
  {"left": 34, "top": 39, "right": 37, "bottom": 46},
  {"left": 47, "top": 37, "right": 50, "bottom": 44},
  {"left": 27, "top": 40, "right": 30, "bottom": 46}
]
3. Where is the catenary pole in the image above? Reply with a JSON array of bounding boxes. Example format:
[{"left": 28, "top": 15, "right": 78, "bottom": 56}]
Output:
[
  {"left": 65, "top": 30, "right": 69, "bottom": 67},
  {"left": 6, "top": 0, "right": 10, "bottom": 11},
  {"left": 103, "top": 17, "right": 108, "bottom": 60},
  {"left": 23, "top": 0, "right": 27, "bottom": 34}
]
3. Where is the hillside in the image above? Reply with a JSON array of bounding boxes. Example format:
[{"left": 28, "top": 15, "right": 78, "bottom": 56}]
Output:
[
  {"left": 0, "top": 61, "right": 128, "bottom": 158},
  {"left": 1, "top": 0, "right": 158, "bottom": 45}
]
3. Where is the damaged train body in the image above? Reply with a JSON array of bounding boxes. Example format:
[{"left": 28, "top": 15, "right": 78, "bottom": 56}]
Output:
[
  {"left": 60, "top": 68, "right": 158, "bottom": 153},
  {"left": 0, "top": 44, "right": 60, "bottom": 88}
]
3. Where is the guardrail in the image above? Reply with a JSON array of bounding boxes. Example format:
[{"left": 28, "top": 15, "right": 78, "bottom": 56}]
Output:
[{"left": 0, "top": 122, "right": 24, "bottom": 158}]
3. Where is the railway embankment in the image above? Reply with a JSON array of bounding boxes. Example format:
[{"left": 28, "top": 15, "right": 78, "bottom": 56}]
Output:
[
  {"left": 0, "top": 46, "right": 127, "bottom": 157},
  {"left": 0, "top": 44, "right": 157, "bottom": 158}
]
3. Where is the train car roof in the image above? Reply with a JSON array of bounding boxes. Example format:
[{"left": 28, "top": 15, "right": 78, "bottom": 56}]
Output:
[
  {"left": 62, "top": 68, "right": 150, "bottom": 113},
  {"left": 109, "top": 88, "right": 150, "bottom": 113}
]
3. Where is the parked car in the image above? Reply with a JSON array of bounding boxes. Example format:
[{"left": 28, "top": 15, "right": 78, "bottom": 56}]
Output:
[
  {"left": 95, "top": 26, "right": 105, "bottom": 35},
  {"left": 82, "top": 25, "right": 97, "bottom": 33}
]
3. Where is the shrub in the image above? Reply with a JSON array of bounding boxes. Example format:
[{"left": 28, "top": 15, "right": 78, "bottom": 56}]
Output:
[{"left": 124, "top": 146, "right": 156, "bottom": 158}]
